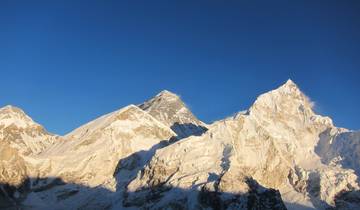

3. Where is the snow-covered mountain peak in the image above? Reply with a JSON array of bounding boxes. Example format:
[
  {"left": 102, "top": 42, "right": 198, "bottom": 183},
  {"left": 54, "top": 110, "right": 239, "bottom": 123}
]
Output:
[
  {"left": 139, "top": 90, "right": 199, "bottom": 125},
  {"left": 277, "top": 78, "right": 303, "bottom": 95},
  {"left": 1, "top": 84, "right": 359, "bottom": 210},
  {"left": 156, "top": 89, "right": 179, "bottom": 100},
  {"left": 124, "top": 81, "right": 356, "bottom": 210},
  {"left": 0, "top": 105, "right": 57, "bottom": 155},
  {"left": 249, "top": 79, "right": 315, "bottom": 118},
  {"left": 245, "top": 80, "right": 334, "bottom": 147},
  {"left": 0, "top": 105, "right": 37, "bottom": 129},
  {"left": 139, "top": 90, "right": 208, "bottom": 138},
  {"left": 1, "top": 105, "right": 29, "bottom": 118},
  {"left": 284, "top": 78, "right": 297, "bottom": 87}
]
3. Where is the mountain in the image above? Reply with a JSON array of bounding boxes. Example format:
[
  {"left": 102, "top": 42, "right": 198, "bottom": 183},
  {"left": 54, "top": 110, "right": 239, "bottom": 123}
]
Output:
[
  {"left": 0, "top": 105, "right": 57, "bottom": 188},
  {"left": 0, "top": 105, "right": 57, "bottom": 155},
  {"left": 0, "top": 80, "right": 359, "bottom": 210},
  {"left": 139, "top": 90, "right": 208, "bottom": 139},
  {"left": 39, "top": 105, "right": 176, "bottom": 186},
  {"left": 125, "top": 80, "right": 359, "bottom": 209},
  {"left": 18, "top": 105, "right": 177, "bottom": 209}
]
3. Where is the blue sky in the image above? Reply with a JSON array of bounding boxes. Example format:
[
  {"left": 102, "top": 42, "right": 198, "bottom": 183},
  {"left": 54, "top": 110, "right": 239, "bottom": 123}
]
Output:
[{"left": 1, "top": 0, "right": 359, "bottom": 134}]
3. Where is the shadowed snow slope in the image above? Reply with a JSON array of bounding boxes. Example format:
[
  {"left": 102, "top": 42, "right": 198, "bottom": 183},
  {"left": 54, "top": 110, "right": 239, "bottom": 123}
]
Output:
[{"left": 0, "top": 80, "right": 359, "bottom": 210}]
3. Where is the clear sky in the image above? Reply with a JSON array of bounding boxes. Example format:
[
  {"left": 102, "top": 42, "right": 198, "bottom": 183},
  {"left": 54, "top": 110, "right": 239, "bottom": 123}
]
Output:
[{"left": 1, "top": 0, "right": 359, "bottom": 135}]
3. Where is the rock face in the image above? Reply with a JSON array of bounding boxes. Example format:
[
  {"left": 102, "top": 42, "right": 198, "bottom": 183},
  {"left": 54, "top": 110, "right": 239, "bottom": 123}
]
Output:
[
  {"left": 139, "top": 90, "right": 208, "bottom": 139},
  {"left": 0, "top": 80, "right": 359, "bottom": 210}
]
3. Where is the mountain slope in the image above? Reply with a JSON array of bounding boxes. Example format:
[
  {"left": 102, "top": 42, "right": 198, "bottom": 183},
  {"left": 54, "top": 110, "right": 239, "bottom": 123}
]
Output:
[
  {"left": 0, "top": 106, "right": 61, "bottom": 209},
  {"left": 0, "top": 81, "right": 359, "bottom": 210},
  {"left": 125, "top": 80, "right": 359, "bottom": 210},
  {"left": 0, "top": 105, "right": 58, "bottom": 190},
  {"left": 43, "top": 105, "right": 175, "bottom": 185},
  {"left": 0, "top": 91, "right": 209, "bottom": 209},
  {"left": 316, "top": 130, "right": 360, "bottom": 177},
  {"left": 16, "top": 105, "right": 177, "bottom": 209}
]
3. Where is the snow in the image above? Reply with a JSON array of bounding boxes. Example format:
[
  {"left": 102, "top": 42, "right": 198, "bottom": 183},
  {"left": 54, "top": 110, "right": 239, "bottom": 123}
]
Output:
[
  {"left": 0, "top": 105, "right": 37, "bottom": 128},
  {"left": 1, "top": 80, "right": 359, "bottom": 210},
  {"left": 124, "top": 80, "right": 360, "bottom": 209}
]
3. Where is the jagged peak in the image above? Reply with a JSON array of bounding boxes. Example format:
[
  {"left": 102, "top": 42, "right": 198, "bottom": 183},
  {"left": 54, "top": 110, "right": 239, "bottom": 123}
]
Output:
[
  {"left": 137, "top": 91, "right": 182, "bottom": 111},
  {"left": 285, "top": 78, "right": 296, "bottom": 86},
  {"left": 260, "top": 79, "right": 306, "bottom": 101},
  {"left": 139, "top": 90, "right": 184, "bottom": 111},
  {"left": 276, "top": 79, "right": 302, "bottom": 95},
  {"left": 138, "top": 90, "right": 207, "bottom": 134},
  {"left": 158, "top": 89, "right": 175, "bottom": 95},
  {"left": 155, "top": 90, "right": 180, "bottom": 100},
  {"left": 249, "top": 79, "right": 315, "bottom": 118},
  {"left": 247, "top": 79, "right": 334, "bottom": 126}
]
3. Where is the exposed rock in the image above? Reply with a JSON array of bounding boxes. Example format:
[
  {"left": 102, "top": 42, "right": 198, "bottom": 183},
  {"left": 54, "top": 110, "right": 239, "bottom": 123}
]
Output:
[{"left": 139, "top": 90, "right": 208, "bottom": 139}]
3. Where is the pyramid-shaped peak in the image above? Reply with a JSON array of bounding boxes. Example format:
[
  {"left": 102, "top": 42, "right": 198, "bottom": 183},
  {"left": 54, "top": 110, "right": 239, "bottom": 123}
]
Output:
[
  {"left": 156, "top": 90, "right": 180, "bottom": 99},
  {"left": 139, "top": 90, "right": 184, "bottom": 113},
  {"left": 282, "top": 78, "right": 299, "bottom": 88},
  {"left": 276, "top": 79, "right": 302, "bottom": 94},
  {"left": 249, "top": 79, "right": 316, "bottom": 119},
  {"left": 284, "top": 79, "right": 296, "bottom": 86},
  {"left": 139, "top": 90, "right": 207, "bottom": 137},
  {"left": 258, "top": 79, "right": 306, "bottom": 103},
  {"left": 159, "top": 90, "right": 174, "bottom": 94}
]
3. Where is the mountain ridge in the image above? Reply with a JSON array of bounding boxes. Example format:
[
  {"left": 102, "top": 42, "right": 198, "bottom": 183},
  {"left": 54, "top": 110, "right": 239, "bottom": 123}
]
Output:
[
  {"left": 0, "top": 79, "right": 336, "bottom": 137},
  {"left": 0, "top": 79, "right": 359, "bottom": 210}
]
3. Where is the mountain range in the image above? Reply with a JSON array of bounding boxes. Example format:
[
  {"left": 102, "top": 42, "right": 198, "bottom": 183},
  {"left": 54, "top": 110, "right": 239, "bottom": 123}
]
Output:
[{"left": 0, "top": 80, "right": 359, "bottom": 210}]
